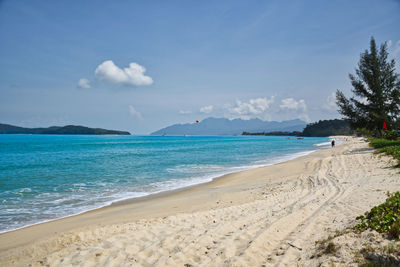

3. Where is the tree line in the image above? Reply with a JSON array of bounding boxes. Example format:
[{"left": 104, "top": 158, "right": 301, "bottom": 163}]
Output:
[{"left": 242, "top": 119, "right": 351, "bottom": 137}]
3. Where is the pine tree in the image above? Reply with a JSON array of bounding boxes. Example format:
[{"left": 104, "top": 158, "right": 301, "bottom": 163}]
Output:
[{"left": 336, "top": 37, "right": 400, "bottom": 136}]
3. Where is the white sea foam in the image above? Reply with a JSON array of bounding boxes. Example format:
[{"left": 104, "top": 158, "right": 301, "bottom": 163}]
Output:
[
  {"left": 0, "top": 191, "right": 151, "bottom": 234},
  {"left": 314, "top": 141, "right": 331, "bottom": 147},
  {"left": 314, "top": 137, "right": 348, "bottom": 148}
]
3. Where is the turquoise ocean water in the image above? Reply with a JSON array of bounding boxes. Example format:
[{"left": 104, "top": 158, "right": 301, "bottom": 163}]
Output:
[{"left": 0, "top": 135, "right": 331, "bottom": 233}]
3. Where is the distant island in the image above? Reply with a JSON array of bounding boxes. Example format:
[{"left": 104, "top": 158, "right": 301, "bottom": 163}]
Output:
[
  {"left": 151, "top": 117, "right": 307, "bottom": 136},
  {"left": 243, "top": 119, "right": 352, "bottom": 137},
  {"left": 0, "top": 123, "right": 131, "bottom": 135}
]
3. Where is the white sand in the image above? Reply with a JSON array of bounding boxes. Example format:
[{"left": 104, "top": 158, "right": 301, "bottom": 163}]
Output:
[{"left": 1, "top": 137, "right": 399, "bottom": 266}]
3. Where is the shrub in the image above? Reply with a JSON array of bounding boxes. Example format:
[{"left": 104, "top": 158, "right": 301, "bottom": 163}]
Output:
[
  {"left": 356, "top": 128, "right": 370, "bottom": 137},
  {"left": 383, "top": 130, "right": 400, "bottom": 140},
  {"left": 369, "top": 138, "right": 400, "bottom": 166},
  {"left": 369, "top": 138, "right": 400, "bottom": 149},
  {"left": 324, "top": 242, "right": 338, "bottom": 254},
  {"left": 355, "top": 192, "right": 400, "bottom": 239}
]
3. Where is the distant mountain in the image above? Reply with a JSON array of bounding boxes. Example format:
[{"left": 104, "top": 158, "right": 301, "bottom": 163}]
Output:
[
  {"left": 0, "top": 123, "right": 131, "bottom": 135},
  {"left": 151, "top": 117, "right": 307, "bottom": 136}
]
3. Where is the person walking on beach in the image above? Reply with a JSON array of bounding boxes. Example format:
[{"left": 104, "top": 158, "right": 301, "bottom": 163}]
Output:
[{"left": 331, "top": 140, "right": 335, "bottom": 147}]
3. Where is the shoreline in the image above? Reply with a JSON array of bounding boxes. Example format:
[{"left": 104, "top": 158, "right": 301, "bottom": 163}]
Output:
[
  {"left": 113, "top": 148, "right": 321, "bottom": 205},
  {"left": 0, "top": 139, "right": 334, "bottom": 247},
  {"left": 110, "top": 148, "right": 322, "bottom": 210},
  {"left": 4, "top": 136, "right": 389, "bottom": 266},
  {"left": 0, "top": 140, "right": 328, "bottom": 235}
]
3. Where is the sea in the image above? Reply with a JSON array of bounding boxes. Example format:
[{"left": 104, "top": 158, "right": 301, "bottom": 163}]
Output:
[{"left": 0, "top": 135, "right": 332, "bottom": 233}]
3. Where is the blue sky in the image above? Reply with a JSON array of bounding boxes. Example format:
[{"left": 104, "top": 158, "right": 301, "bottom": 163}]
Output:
[{"left": 1, "top": 0, "right": 400, "bottom": 134}]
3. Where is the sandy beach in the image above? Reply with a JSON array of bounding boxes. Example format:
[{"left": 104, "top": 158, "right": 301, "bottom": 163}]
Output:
[{"left": 1, "top": 137, "right": 399, "bottom": 266}]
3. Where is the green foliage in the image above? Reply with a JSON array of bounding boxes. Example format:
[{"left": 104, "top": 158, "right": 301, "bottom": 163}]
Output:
[
  {"left": 301, "top": 119, "right": 352, "bottom": 137},
  {"left": 242, "top": 119, "right": 352, "bottom": 137},
  {"left": 369, "top": 138, "right": 400, "bottom": 166},
  {"left": 355, "top": 128, "right": 370, "bottom": 137},
  {"left": 336, "top": 37, "right": 400, "bottom": 136},
  {"left": 379, "top": 146, "right": 400, "bottom": 166},
  {"left": 369, "top": 138, "right": 400, "bottom": 149},
  {"left": 355, "top": 192, "right": 400, "bottom": 239},
  {"left": 383, "top": 130, "right": 400, "bottom": 140}
]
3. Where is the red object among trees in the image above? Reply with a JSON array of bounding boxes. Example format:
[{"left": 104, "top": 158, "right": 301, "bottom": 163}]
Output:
[{"left": 383, "top": 121, "right": 388, "bottom": 130}]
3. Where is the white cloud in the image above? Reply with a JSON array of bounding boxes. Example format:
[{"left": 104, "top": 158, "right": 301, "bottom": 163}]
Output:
[
  {"left": 387, "top": 40, "right": 392, "bottom": 48},
  {"left": 228, "top": 97, "right": 274, "bottom": 117},
  {"left": 279, "top": 98, "right": 307, "bottom": 111},
  {"left": 278, "top": 98, "right": 310, "bottom": 122},
  {"left": 322, "top": 92, "right": 337, "bottom": 111},
  {"left": 77, "top": 78, "right": 91, "bottom": 88},
  {"left": 95, "top": 60, "right": 153, "bottom": 87},
  {"left": 200, "top": 105, "right": 213, "bottom": 113},
  {"left": 129, "top": 105, "right": 142, "bottom": 119},
  {"left": 179, "top": 110, "right": 192, "bottom": 114}
]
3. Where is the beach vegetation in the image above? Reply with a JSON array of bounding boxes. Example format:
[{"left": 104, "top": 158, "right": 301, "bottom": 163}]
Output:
[
  {"left": 382, "top": 130, "right": 400, "bottom": 140},
  {"left": 369, "top": 138, "right": 400, "bottom": 149},
  {"left": 324, "top": 242, "right": 338, "bottom": 254},
  {"left": 355, "top": 128, "right": 371, "bottom": 137},
  {"left": 314, "top": 228, "right": 350, "bottom": 257},
  {"left": 355, "top": 192, "right": 400, "bottom": 240},
  {"left": 336, "top": 37, "right": 400, "bottom": 137},
  {"left": 369, "top": 138, "right": 400, "bottom": 166},
  {"left": 314, "top": 239, "right": 338, "bottom": 257},
  {"left": 360, "top": 242, "right": 400, "bottom": 266}
]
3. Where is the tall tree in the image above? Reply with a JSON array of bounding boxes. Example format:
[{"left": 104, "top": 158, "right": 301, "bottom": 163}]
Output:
[{"left": 336, "top": 37, "right": 400, "bottom": 136}]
